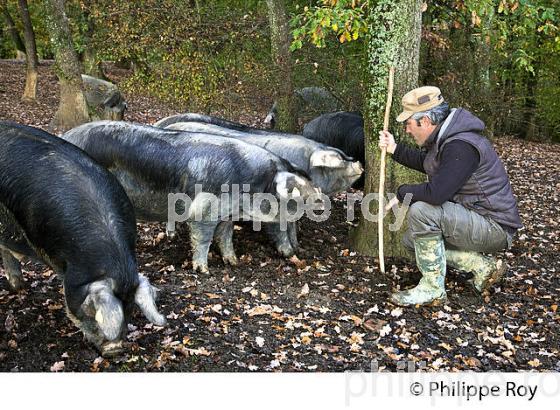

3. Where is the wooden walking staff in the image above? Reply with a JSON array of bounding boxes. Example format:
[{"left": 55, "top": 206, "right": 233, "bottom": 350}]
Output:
[{"left": 378, "top": 67, "right": 395, "bottom": 273}]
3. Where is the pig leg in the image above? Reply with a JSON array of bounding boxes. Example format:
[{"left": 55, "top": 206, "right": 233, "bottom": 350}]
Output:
[
  {"left": 265, "top": 223, "right": 295, "bottom": 257},
  {"left": 1, "top": 249, "right": 24, "bottom": 291},
  {"left": 213, "top": 221, "right": 238, "bottom": 266},
  {"left": 287, "top": 222, "right": 300, "bottom": 251},
  {"left": 188, "top": 221, "right": 219, "bottom": 273}
]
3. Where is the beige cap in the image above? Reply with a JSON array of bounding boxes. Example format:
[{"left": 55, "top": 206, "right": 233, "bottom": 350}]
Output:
[{"left": 396, "top": 86, "right": 444, "bottom": 122}]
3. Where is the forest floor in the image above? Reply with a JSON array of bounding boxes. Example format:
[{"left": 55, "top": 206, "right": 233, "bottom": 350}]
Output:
[{"left": 0, "top": 60, "right": 559, "bottom": 372}]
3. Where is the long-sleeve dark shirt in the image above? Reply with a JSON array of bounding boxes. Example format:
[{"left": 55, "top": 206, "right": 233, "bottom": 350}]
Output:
[{"left": 392, "top": 140, "right": 480, "bottom": 205}]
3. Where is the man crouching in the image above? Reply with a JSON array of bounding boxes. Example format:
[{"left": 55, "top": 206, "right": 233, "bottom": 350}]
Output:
[{"left": 379, "top": 86, "right": 522, "bottom": 306}]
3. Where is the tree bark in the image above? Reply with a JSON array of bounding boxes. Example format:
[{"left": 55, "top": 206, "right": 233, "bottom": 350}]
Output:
[
  {"left": 474, "top": 11, "right": 495, "bottom": 138},
  {"left": 519, "top": 30, "right": 543, "bottom": 141},
  {"left": 1, "top": 0, "right": 26, "bottom": 59},
  {"left": 17, "top": 0, "right": 38, "bottom": 101},
  {"left": 266, "top": 0, "right": 297, "bottom": 132},
  {"left": 81, "top": 9, "right": 106, "bottom": 79},
  {"left": 350, "top": 0, "right": 425, "bottom": 259},
  {"left": 520, "top": 72, "right": 538, "bottom": 140},
  {"left": 43, "top": 0, "right": 90, "bottom": 130}
]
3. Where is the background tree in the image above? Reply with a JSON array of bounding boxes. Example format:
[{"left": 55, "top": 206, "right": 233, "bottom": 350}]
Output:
[
  {"left": 79, "top": 5, "right": 105, "bottom": 79},
  {"left": 422, "top": 0, "right": 559, "bottom": 141},
  {"left": 1, "top": 0, "right": 26, "bottom": 59},
  {"left": 43, "top": 0, "right": 89, "bottom": 130},
  {"left": 1, "top": 0, "right": 557, "bottom": 140},
  {"left": 266, "top": 0, "right": 297, "bottom": 132},
  {"left": 17, "top": 0, "right": 38, "bottom": 101}
]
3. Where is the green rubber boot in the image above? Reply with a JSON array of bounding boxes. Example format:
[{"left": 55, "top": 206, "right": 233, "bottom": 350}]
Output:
[
  {"left": 390, "top": 236, "right": 447, "bottom": 306},
  {"left": 445, "top": 249, "right": 506, "bottom": 293}
]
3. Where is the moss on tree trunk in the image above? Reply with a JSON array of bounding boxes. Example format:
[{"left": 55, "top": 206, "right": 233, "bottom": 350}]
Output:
[
  {"left": 43, "top": 0, "right": 89, "bottom": 130},
  {"left": 350, "top": 0, "right": 425, "bottom": 259},
  {"left": 266, "top": 0, "right": 297, "bottom": 132},
  {"left": 81, "top": 9, "right": 106, "bottom": 80}
]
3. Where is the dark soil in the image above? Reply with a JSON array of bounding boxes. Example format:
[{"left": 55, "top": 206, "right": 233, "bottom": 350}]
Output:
[{"left": 0, "top": 60, "right": 559, "bottom": 372}]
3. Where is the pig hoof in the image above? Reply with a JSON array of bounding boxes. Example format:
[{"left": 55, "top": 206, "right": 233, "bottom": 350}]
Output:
[
  {"left": 277, "top": 245, "right": 295, "bottom": 258},
  {"left": 7, "top": 277, "right": 25, "bottom": 292},
  {"left": 192, "top": 262, "right": 209, "bottom": 273},
  {"left": 100, "top": 341, "right": 124, "bottom": 357},
  {"left": 222, "top": 255, "right": 238, "bottom": 266}
]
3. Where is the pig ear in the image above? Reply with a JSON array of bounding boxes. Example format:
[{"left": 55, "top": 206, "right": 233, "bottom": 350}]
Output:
[
  {"left": 135, "top": 274, "right": 167, "bottom": 326},
  {"left": 275, "top": 172, "right": 305, "bottom": 199},
  {"left": 88, "top": 280, "right": 124, "bottom": 341},
  {"left": 310, "top": 151, "right": 345, "bottom": 168},
  {"left": 274, "top": 172, "right": 290, "bottom": 199},
  {"left": 264, "top": 112, "right": 274, "bottom": 125}
]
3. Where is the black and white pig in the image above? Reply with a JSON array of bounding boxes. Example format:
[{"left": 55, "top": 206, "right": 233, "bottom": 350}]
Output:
[
  {"left": 0, "top": 122, "right": 166, "bottom": 356},
  {"left": 81, "top": 74, "right": 127, "bottom": 121},
  {"left": 155, "top": 113, "right": 363, "bottom": 195},
  {"left": 155, "top": 114, "right": 363, "bottom": 256},
  {"left": 154, "top": 112, "right": 254, "bottom": 131},
  {"left": 303, "top": 111, "right": 365, "bottom": 188},
  {"left": 61, "top": 121, "right": 322, "bottom": 271}
]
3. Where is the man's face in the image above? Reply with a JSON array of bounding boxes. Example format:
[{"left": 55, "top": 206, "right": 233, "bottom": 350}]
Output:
[{"left": 403, "top": 116, "right": 436, "bottom": 147}]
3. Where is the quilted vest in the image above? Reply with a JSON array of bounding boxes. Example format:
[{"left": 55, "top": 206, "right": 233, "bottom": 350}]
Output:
[{"left": 423, "top": 109, "right": 523, "bottom": 231}]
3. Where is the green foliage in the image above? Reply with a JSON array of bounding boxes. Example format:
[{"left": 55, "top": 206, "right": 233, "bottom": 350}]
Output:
[
  {"left": 59, "top": 0, "right": 365, "bottom": 118},
  {"left": 290, "top": 0, "right": 368, "bottom": 50},
  {"left": 59, "top": 1, "right": 273, "bottom": 114},
  {"left": 1, "top": 0, "right": 558, "bottom": 140},
  {"left": 0, "top": 28, "right": 15, "bottom": 59},
  {"left": 290, "top": 0, "right": 560, "bottom": 141},
  {"left": 423, "top": 0, "right": 560, "bottom": 140},
  {"left": 0, "top": 0, "right": 54, "bottom": 59}
]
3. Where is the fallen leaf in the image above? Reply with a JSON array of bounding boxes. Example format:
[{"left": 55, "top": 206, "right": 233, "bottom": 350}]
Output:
[
  {"left": 50, "top": 361, "right": 65, "bottom": 372},
  {"left": 298, "top": 283, "right": 310, "bottom": 298},
  {"left": 390, "top": 307, "right": 403, "bottom": 318},
  {"left": 290, "top": 255, "right": 307, "bottom": 269},
  {"left": 463, "top": 357, "right": 482, "bottom": 367},
  {"left": 439, "top": 343, "right": 453, "bottom": 352},
  {"left": 380, "top": 324, "right": 392, "bottom": 337},
  {"left": 245, "top": 304, "right": 282, "bottom": 317},
  {"left": 528, "top": 358, "right": 541, "bottom": 367},
  {"left": 300, "top": 333, "right": 312, "bottom": 345},
  {"left": 363, "top": 319, "right": 387, "bottom": 333}
]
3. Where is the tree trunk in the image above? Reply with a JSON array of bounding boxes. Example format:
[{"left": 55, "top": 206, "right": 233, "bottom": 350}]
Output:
[
  {"left": 43, "top": 0, "right": 90, "bottom": 130},
  {"left": 350, "top": 0, "right": 425, "bottom": 259},
  {"left": 17, "top": 0, "right": 38, "bottom": 101},
  {"left": 81, "top": 9, "right": 106, "bottom": 79},
  {"left": 266, "top": 0, "right": 297, "bottom": 132},
  {"left": 1, "top": 0, "right": 26, "bottom": 59},
  {"left": 475, "top": 28, "right": 495, "bottom": 137},
  {"left": 520, "top": 72, "right": 538, "bottom": 140},
  {"left": 519, "top": 31, "right": 542, "bottom": 141}
]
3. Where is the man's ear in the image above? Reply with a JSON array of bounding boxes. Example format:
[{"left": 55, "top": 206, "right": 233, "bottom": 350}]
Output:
[{"left": 420, "top": 116, "right": 432, "bottom": 127}]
